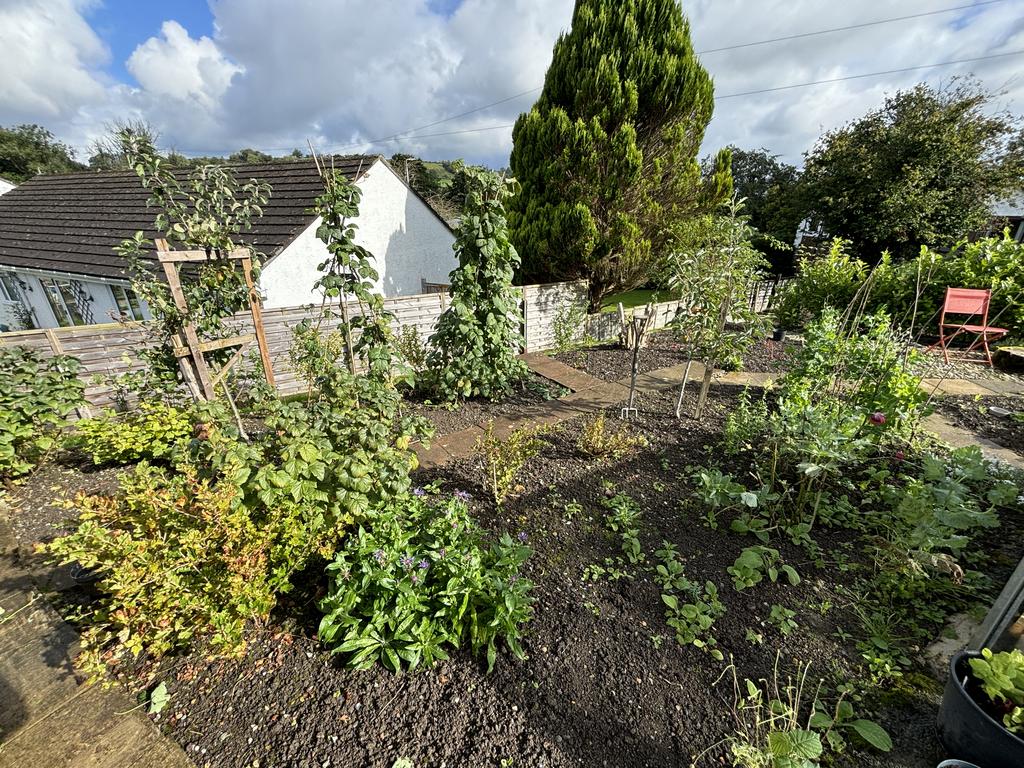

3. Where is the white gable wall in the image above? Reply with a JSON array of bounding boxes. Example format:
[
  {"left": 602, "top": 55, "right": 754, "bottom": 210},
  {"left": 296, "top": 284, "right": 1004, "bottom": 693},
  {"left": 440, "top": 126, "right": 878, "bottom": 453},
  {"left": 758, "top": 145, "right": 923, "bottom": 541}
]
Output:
[
  {"left": 0, "top": 178, "right": 15, "bottom": 196},
  {"left": 259, "top": 158, "right": 456, "bottom": 308}
]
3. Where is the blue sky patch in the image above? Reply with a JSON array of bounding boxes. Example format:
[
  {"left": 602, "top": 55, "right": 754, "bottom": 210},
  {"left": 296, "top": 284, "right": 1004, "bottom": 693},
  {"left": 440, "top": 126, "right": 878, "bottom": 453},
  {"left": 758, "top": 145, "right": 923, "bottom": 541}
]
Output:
[{"left": 84, "top": 0, "right": 214, "bottom": 82}]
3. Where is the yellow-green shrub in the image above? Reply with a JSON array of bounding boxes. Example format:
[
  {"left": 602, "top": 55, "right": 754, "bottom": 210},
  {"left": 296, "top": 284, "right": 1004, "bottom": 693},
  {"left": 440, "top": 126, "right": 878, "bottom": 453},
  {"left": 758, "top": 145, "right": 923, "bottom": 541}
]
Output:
[
  {"left": 74, "top": 402, "right": 193, "bottom": 466},
  {"left": 44, "top": 462, "right": 330, "bottom": 678}
]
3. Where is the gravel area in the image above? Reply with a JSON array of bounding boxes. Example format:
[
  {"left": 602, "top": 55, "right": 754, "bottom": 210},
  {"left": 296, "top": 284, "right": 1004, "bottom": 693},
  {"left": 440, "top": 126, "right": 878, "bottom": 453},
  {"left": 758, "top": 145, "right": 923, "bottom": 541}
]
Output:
[
  {"left": 911, "top": 346, "right": 1024, "bottom": 382},
  {"left": 554, "top": 332, "right": 799, "bottom": 382},
  {"left": 932, "top": 395, "right": 1024, "bottom": 456}
]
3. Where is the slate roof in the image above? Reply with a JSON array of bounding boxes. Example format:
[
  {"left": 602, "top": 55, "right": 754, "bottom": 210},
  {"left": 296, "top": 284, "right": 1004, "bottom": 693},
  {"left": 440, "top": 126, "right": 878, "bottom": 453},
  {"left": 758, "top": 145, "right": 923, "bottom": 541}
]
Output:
[{"left": 0, "top": 155, "right": 377, "bottom": 281}]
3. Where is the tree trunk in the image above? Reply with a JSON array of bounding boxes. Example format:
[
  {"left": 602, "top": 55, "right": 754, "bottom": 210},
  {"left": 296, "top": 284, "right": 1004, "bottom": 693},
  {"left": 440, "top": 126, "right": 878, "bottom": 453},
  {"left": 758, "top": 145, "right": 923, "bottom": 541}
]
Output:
[
  {"left": 693, "top": 357, "right": 715, "bottom": 419},
  {"left": 675, "top": 357, "right": 694, "bottom": 418}
]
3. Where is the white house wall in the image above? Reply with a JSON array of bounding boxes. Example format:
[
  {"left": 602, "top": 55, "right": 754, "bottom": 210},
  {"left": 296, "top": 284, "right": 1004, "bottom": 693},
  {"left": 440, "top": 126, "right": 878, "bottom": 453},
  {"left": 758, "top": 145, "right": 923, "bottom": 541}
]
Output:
[
  {"left": 0, "top": 178, "right": 14, "bottom": 196},
  {"left": 259, "top": 159, "right": 456, "bottom": 308},
  {"left": 0, "top": 269, "right": 149, "bottom": 330}
]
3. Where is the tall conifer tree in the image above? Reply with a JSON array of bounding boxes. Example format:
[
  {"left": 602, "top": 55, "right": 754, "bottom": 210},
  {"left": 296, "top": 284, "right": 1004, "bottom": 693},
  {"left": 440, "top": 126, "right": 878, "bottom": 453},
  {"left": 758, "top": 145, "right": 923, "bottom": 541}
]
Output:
[{"left": 509, "top": 0, "right": 731, "bottom": 309}]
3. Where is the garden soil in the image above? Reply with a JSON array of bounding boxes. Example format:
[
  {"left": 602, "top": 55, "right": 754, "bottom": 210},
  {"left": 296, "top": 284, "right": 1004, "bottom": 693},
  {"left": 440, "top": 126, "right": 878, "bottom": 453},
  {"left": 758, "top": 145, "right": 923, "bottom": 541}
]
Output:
[{"left": 7, "top": 389, "right": 1022, "bottom": 767}]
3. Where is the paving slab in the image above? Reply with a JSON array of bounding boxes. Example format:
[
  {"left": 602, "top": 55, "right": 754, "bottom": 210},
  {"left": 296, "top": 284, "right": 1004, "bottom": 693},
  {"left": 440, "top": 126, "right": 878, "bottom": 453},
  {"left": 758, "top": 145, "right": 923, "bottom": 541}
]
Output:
[
  {"left": 0, "top": 682, "right": 190, "bottom": 768},
  {"left": 922, "top": 413, "right": 1024, "bottom": 469},
  {"left": 975, "top": 378, "right": 1024, "bottom": 396},
  {"left": 522, "top": 356, "right": 600, "bottom": 393},
  {"left": 712, "top": 371, "right": 778, "bottom": 388},
  {"left": 0, "top": 604, "right": 81, "bottom": 742},
  {"left": 919, "top": 378, "right": 992, "bottom": 396},
  {"left": 561, "top": 381, "right": 631, "bottom": 412}
]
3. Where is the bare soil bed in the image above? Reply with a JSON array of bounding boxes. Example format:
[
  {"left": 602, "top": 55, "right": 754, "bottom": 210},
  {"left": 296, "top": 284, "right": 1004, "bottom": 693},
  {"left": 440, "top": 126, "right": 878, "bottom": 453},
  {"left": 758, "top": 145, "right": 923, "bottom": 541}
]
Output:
[
  {"left": 932, "top": 395, "right": 1024, "bottom": 456},
  {"left": 8, "top": 388, "right": 1022, "bottom": 768},
  {"left": 554, "top": 333, "right": 799, "bottom": 383},
  {"left": 403, "top": 373, "right": 568, "bottom": 436}
]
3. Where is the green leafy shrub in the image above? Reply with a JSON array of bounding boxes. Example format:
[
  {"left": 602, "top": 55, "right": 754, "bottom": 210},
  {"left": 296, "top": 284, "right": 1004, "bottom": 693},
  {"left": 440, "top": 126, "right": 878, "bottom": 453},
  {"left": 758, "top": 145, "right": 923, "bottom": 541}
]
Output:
[
  {"left": 318, "top": 490, "right": 534, "bottom": 672},
  {"left": 73, "top": 402, "right": 193, "bottom": 466},
  {"left": 969, "top": 647, "right": 1024, "bottom": 734},
  {"left": 426, "top": 165, "right": 529, "bottom": 400},
  {"left": 0, "top": 346, "right": 84, "bottom": 479},
  {"left": 774, "top": 238, "right": 866, "bottom": 330},
  {"left": 778, "top": 232, "right": 1024, "bottom": 338},
  {"left": 477, "top": 421, "right": 546, "bottom": 504},
  {"left": 44, "top": 462, "right": 327, "bottom": 677}
]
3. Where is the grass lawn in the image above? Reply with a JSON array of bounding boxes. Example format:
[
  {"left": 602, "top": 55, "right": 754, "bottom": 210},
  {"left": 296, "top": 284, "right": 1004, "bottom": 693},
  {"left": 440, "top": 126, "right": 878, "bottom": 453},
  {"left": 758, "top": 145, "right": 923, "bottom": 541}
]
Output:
[{"left": 599, "top": 288, "right": 679, "bottom": 313}]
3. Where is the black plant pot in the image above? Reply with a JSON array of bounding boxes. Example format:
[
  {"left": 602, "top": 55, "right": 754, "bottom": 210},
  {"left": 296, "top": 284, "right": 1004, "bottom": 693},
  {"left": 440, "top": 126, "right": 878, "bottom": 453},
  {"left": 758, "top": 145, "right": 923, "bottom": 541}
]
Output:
[
  {"left": 937, "top": 650, "right": 1024, "bottom": 768},
  {"left": 772, "top": 328, "right": 786, "bottom": 342}
]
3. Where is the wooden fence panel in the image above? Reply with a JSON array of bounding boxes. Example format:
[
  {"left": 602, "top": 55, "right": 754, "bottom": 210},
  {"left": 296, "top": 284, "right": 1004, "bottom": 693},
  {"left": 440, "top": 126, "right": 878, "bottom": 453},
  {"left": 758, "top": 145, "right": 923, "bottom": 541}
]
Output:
[{"left": 0, "top": 281, "right": 672, "bottom": 406}]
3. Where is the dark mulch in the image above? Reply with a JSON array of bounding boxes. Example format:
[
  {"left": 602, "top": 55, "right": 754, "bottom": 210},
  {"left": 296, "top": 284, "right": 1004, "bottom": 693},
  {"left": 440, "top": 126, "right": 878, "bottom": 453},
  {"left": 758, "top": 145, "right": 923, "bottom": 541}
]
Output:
[
  {"left": 403, "top": 373, "right": 569, "bottom": 437},
  {"left": 7, "top": 390, "right": 1020, "bottom": 767},
  {"left": 555, "top": 333, "right": 800, "bottom": 383},
  {"left": 932, "top": 395, "right": 1024, "bottom": 456},
  {"left": 553, "top": 332, "right": 689, "bottom": 383}
]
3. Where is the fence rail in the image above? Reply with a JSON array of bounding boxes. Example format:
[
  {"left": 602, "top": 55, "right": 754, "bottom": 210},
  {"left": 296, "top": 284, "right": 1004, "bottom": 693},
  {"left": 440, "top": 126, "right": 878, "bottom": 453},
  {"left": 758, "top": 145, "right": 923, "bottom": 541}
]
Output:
[
  {"left": 0, "top": 280, "right": 590, "bottom": 409},
  {"left": 0, "top": 276, "right": 780, "bottom": 410}
]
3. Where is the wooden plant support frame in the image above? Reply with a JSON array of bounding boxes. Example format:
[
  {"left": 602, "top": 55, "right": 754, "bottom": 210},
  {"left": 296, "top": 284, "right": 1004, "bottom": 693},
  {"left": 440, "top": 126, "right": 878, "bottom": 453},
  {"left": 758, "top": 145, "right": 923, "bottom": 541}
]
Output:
[{"left": 155, "top": 239, "right": 276, "bottom": 402}]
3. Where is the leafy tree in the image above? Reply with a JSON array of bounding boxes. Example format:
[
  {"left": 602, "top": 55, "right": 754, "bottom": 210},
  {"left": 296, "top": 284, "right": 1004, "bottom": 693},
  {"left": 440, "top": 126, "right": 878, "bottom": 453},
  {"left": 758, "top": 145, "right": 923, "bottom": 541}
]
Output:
[
  {"left": 426, "top": 165, "right": 528, "bottom": 400},
  {"left": 801, "top": 79, "right": 1024, "bottom": 260},
  {"left": 509, "top": 0, "right": 732, "bottom": 310},
  {"left": 668, "top": 196, "right": 770, "bottom": 418},
  {"left": 88, "top": 118, "right": 161, "bottom": 171},
  {"left": 724, "top": 146, "right": 802, "bottom": 274},
  {"left": 0, "top": 124, "right": 84, "bottom": 182},
  {"left": 227, "top": 148, "right": 275, "bottom": 164}
]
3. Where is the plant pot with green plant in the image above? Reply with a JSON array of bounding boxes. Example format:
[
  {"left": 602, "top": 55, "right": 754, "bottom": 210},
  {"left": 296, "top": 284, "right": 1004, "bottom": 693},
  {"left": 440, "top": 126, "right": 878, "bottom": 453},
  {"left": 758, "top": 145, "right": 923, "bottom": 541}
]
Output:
[{"left": 937, "top": 649, "right": 1024, "bottom": 768}]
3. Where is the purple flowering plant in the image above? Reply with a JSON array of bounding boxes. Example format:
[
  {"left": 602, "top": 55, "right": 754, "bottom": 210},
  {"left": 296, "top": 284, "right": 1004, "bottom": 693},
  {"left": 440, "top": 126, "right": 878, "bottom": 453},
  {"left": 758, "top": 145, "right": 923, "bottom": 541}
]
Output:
[{"left": 319, "top": 490, "right": 534, "bottom": 673}]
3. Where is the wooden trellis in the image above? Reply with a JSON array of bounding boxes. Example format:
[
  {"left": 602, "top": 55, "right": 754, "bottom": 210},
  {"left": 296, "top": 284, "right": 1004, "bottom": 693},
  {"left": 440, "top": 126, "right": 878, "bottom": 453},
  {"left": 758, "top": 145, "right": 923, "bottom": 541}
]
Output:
[{"left": 156, "top": 239, "right": 275, "bottom": 402}]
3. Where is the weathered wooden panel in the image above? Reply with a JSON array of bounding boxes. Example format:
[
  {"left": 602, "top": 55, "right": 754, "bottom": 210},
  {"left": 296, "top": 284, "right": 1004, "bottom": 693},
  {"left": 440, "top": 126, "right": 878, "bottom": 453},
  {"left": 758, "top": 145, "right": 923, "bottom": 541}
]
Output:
[{"left": 0, "top": 283, "right": 590, "bottom": 406}]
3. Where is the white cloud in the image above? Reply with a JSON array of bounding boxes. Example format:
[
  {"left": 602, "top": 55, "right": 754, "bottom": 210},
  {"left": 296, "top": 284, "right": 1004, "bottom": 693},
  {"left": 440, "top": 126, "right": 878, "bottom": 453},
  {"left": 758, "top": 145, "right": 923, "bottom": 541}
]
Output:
[
  {"left": 127, "top": 20, "right": 240, "bottom": 111},
  {"left": 1, "top": 0, "right": 1022, "bottom": 168},
  {"left": 0, "top": 0, "right": 109, "bottom": 124}
]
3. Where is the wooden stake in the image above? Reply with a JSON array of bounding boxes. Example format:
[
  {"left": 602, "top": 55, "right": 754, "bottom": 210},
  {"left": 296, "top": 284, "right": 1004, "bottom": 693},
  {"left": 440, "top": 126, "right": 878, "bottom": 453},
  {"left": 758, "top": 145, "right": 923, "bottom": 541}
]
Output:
[{"left": 241, "top": 256, "right": 276, "bottom": 389}]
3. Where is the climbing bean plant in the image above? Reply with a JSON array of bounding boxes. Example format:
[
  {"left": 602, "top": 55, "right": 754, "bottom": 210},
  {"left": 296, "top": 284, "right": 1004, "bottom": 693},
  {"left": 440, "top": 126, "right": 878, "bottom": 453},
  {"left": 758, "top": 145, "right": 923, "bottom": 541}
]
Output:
[
  {"left": 292, "top": 165, "right": 407, "bottom": 387},
  {"left": 426, "top": 164, "right": 528, "bottom": 400}
]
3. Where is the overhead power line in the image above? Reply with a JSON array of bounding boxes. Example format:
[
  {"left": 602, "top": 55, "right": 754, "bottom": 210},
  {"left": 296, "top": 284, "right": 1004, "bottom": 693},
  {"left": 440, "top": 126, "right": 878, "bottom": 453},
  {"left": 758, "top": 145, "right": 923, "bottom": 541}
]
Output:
[
  {"left": 330, "top": 0, "right": 1008, "bottom": 150},
  {"left": 715, "top": 49, "right": 1024, "bottom": 99},
  {"left": 176, "top": 1, "right": 1012, "bottom": 155},
  {"left": 318, "top": 48, "right": 1024, "bottom": 151},
  {"left": 697, "top": 0, "right": 1005, "bottom": 54}
]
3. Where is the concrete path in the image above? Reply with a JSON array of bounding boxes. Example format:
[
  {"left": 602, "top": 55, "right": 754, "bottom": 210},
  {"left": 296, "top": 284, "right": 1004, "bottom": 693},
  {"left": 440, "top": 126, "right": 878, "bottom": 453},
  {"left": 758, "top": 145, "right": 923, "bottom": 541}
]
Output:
[{"left": 0, "top": 510, "right": 193, "bottom": 768}]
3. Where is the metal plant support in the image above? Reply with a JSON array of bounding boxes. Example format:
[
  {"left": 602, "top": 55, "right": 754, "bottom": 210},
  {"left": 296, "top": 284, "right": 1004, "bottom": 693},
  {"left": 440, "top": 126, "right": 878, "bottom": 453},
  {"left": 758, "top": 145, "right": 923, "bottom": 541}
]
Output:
[{"left": 620, "top": 311, "right": 652, "bottom": 420}]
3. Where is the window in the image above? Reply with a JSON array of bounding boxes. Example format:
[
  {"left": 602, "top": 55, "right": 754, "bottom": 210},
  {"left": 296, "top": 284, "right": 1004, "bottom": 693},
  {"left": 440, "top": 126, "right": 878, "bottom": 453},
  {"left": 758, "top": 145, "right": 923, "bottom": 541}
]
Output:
[
  {"left": 40, "top": 278, "right": 89, "bottom": 327},
  {"left": 0, "top": 273, "right": 20, "bottom": 302},
  {"left": 111, "top": 285, "right": 145, "bottom": 320}
]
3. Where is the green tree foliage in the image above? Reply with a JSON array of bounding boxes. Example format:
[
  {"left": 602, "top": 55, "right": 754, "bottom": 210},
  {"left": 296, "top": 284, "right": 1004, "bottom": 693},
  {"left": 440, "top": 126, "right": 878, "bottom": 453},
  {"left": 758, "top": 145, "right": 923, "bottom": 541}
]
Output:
[
  {"left": 724, "top": 146, "right": 802, "bottom": 273},
  {"left": 668, "top": 196, "right": 769, "bottom": 418},
  {"left": 509, "top": 0, "right": 732, "bottom": 309},
  {"left": 426, "top": 165, "right": 529, "bottom": 400},
  {"left": 801, "top": 80, "right": 1024, "bottom": 260},
  {"left": 0, "top": 124, "right": 84, "bottom": 182}
]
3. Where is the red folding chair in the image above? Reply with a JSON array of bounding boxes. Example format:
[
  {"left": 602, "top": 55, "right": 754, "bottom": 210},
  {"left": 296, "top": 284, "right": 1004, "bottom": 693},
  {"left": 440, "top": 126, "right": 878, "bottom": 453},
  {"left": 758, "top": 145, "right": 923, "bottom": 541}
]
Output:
[{"left": 932, "top": 287, "right": 1008, "bottom": 367}]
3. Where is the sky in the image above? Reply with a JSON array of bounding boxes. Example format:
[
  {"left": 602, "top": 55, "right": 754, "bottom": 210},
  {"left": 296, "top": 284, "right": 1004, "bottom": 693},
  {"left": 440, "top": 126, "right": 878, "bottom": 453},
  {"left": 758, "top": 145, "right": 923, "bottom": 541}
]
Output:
[{"left": 0, "top": 0, "right": 1022, "bottom": 169}]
